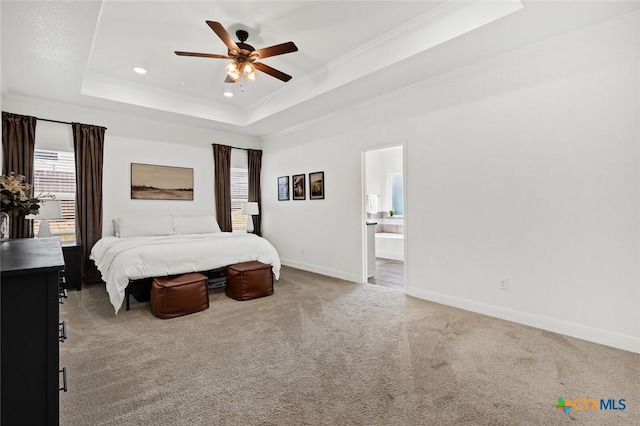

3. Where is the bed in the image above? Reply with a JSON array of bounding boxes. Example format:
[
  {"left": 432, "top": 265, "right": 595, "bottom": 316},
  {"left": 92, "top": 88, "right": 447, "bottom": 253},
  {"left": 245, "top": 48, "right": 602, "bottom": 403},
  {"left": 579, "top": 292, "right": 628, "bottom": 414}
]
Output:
[{"left": 91, "top": 216, "right": 281, "bottom": 314}]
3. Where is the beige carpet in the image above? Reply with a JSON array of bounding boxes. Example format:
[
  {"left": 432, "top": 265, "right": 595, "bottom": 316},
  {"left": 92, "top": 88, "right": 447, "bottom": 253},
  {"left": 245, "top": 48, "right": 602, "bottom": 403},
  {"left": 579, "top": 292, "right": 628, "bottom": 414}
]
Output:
[{"left": 60, "top": 266, "right": 639, "bottom": 425}]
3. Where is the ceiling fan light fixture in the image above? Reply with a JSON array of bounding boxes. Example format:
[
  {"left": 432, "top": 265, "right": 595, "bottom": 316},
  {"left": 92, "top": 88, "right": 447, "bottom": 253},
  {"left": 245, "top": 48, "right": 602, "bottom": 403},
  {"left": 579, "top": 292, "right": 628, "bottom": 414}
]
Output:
[
  {"left": 226, "top": 62, "right": 241, "bottom": 81},
  {"left": 226, "top": 62, "right": 239, "bottom": 74},
  {"left": 243, "top": 63, "right": 257, "bottom": 81}
]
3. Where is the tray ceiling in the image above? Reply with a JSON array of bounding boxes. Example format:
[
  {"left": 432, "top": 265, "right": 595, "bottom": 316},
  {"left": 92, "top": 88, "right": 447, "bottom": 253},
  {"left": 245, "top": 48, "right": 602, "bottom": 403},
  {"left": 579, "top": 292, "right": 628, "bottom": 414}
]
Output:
[{"left": 2, "top": 1, "right": 638, "bottom": 137}]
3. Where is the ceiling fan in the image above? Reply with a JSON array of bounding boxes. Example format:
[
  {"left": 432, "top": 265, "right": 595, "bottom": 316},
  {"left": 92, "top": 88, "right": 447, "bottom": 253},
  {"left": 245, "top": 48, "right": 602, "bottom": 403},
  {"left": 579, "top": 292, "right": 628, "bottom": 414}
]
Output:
[{"left": 175, "top": 21, "right": 298, "bottom": 83}]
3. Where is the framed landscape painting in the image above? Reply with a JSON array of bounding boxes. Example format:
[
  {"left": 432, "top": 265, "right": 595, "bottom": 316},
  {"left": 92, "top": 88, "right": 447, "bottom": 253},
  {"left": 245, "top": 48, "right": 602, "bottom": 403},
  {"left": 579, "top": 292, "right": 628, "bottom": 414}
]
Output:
[
  {"left": 131, "top": 163, "right": 194, "bottom": 200},
  {"left": 292, "top": 174, "right": 305, "bottom": 200},
  {"left": 309, "top": 171, "right": 324, "bottom": 200},
  {"left": 278, "top": 176, "right": 290, "bottom": 201}
]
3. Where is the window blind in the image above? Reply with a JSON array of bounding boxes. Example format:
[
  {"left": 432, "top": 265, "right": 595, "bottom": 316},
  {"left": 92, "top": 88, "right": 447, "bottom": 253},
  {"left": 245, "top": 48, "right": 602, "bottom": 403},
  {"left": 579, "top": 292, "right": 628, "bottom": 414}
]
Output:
[
  {"left": 33, "top": 149, "right": 76, "bottom": 240},
  {"left": 230, "top": 167, "right": 248, "bottom": 231}
]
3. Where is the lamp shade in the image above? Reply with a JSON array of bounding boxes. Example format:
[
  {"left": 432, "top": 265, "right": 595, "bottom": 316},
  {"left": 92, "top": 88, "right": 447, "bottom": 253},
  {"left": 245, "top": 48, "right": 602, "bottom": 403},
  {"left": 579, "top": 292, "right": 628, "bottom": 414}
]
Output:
[
  {"left": 26, "top": 200, "right": 62, "bottom": 238},
  {"left": 241, "top": 202, "right": 259, "bottom": 216},
  {"left": 26, "top": 200, "right": 62, "bottom": 220}
]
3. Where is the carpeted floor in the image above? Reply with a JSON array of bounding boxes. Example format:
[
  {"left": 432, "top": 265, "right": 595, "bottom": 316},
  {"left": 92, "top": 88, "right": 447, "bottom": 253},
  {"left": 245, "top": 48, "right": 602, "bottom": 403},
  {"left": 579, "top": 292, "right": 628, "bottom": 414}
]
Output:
[{"left": 60, "top": 266, "right": 639, "bottom": 425}]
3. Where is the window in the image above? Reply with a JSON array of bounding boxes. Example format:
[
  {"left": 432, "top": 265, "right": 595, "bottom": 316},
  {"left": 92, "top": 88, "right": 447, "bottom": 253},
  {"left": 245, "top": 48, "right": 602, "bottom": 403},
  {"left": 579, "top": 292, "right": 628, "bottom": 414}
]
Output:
[
  {"left": 230, "top": 167, "right": 248, "bottom": 231},
  {"left": 33, "top": 149, "right": 76, "bottom": 241},
  {"left": 388, "top": 173, "right": 403, "bottom": 216}
]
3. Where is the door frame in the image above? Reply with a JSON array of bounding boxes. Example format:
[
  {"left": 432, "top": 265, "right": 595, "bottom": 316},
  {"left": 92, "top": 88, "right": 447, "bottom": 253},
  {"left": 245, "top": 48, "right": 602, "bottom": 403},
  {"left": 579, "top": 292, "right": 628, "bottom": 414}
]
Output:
[{"left": 361, "top": 139, "right": 408, "bottom": 292}]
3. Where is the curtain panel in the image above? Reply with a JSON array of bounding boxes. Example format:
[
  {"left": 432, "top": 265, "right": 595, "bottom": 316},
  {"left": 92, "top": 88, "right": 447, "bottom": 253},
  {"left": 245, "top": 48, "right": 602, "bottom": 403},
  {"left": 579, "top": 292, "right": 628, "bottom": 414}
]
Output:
[
  {"left": 72, "top": 122, "right": 106, "bottom": 284},
  {"left": 213, "top": 144, "right": 232, "bottom": 232},
  {"left": 2, "top": 112, "right": 37, "bottom": 239},
  {"left": 247, "top": 149, "right": 262, "bottom": 236}
]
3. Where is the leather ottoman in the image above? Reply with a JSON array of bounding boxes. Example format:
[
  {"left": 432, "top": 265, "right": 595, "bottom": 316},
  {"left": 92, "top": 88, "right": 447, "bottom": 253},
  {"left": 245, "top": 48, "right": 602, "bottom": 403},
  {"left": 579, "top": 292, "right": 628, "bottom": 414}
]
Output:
[
  {"left": 151, "top": 272, "right": 209, "bottom": 319},
  {"left": 226, "top": 261, "right": 274, "bottom": 301}
]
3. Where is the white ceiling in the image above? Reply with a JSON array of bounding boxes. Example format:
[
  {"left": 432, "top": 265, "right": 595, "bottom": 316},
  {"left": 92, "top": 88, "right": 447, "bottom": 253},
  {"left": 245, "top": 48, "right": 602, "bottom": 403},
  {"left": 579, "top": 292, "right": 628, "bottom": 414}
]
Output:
[{"left": 2, "top": 1, "right": 639, "bottom": 138}]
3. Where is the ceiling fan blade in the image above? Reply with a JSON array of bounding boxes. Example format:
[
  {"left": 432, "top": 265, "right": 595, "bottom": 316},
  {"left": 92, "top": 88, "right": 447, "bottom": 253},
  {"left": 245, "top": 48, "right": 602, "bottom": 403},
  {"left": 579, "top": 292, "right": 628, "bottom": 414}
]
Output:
[
  {"left": 175, "top": 51, "right": 229, "bottom": 59},
  {"left": 252, "top": 41, "right": 298, "bottom": 59},
  {"left": 206, "top": 21, "right": 240, "bottom": 52},
  {"left": 253, "top": 62, "right": 292, "bottom": 82}
]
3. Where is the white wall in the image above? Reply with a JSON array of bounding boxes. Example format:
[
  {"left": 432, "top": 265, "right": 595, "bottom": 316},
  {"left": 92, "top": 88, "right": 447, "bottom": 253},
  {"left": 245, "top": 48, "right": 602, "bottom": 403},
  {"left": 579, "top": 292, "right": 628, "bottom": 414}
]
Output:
[
  {"left": 102, "top": 135, "right": 214, "bottom": 236},
  {"left": 262, "top": 134, "right": 365, "bottom": 282},
  {"left": 1, "top": 95, "right": 260, "bottom": 236},
  {"left": 365, "top": 149, "right": 383, "bottom": 209},
  {"left": 262, "top": 13, "right": 640, "bottom": 353}
]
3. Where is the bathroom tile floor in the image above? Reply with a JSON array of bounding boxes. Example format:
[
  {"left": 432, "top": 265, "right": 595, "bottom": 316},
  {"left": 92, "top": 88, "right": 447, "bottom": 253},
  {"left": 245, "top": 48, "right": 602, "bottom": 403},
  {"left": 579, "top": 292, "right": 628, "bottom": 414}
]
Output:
[{"left": 368, "top": 258, "right": 404, "bottom": 290}]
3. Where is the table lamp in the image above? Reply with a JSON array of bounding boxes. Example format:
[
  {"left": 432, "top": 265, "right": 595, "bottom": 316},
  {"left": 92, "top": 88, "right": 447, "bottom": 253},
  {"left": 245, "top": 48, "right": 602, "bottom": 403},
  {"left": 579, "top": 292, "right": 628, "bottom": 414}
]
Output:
[
  {"left": 241, "top": 202, "right": 259, "bottom": 233},
  {"left": 27, "top": 199, "right": 62, "bottom": 238}
]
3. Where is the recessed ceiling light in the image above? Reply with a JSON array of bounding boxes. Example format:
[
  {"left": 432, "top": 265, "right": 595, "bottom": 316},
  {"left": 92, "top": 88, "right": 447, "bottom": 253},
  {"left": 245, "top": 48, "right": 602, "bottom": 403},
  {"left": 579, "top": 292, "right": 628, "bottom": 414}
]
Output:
[
  {"left": 223, "top": 91, "right": 234, "bottom": 98},
  {"left": 133, "top": 66, "right": 147, "bottom": 74}
]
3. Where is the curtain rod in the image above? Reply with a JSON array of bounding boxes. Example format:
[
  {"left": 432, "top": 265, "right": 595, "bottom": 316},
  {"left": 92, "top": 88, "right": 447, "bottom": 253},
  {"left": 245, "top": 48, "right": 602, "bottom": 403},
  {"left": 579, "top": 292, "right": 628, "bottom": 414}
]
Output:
[
  {"left": 213, "top": 143, "right": 259, "bottom": 152},
  {"left": 37, "top": 117, "right": 72, "bottom": 125}
]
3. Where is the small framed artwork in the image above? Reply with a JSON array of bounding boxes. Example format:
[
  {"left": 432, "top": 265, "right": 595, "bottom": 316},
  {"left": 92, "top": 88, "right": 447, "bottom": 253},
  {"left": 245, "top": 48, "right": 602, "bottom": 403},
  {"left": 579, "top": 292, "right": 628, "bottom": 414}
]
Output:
[
  {"left": 292, "top": 174, "right": 305, "bottom": 200},
  {"left": 278, "top": 176, "right": 290, "bottom": 201},
  {"left": 131, "top": 163, "right": 194, "bottom": 200},
  {"left": 309, "top": 171, "right": 325, "bottom": 200}
]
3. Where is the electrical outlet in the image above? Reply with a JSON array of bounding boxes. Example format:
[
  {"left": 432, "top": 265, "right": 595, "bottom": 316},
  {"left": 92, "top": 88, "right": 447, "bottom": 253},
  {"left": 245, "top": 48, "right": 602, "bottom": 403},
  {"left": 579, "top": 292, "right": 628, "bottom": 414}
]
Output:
[{"left": 499, "top": 278, "right": 509, "bottom": 291}]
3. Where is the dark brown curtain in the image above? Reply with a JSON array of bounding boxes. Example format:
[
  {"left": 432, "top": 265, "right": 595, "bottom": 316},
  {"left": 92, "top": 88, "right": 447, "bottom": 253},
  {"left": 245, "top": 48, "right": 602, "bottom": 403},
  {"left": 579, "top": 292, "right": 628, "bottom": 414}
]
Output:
[
  {"left": 247, "top": 149, "right": 262, "bottom": 236},
  {"left": 2, "top": 112, "right": 37, "bottom": 239},
  {"left": 213, "top": 144, "right": 232, "bottom": 232},
  {"left": 72, "top": 122, "right": 106, "bottom": 284}
]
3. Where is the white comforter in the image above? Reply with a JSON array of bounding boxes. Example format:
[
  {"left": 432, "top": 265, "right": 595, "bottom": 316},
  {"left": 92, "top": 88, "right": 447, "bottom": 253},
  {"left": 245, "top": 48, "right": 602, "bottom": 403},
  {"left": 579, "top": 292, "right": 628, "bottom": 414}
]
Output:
[{"left": 90, "top": 233, "right": 281, "bottom": 314}]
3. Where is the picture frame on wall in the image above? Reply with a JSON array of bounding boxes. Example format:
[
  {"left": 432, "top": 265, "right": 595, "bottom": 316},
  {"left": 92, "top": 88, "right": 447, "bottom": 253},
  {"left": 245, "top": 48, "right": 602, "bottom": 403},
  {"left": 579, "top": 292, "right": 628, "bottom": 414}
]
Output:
[
  {"left": 309, "top": 171, "right": 325, "bottom": 200},
  {"left": 292, "top": 174, "right": 305, "bottom": 200},
  {"left": 278, "top": 176, "right": 290, "bottom": 201},
  {"left": 131, "top": 163, "right": 194, "bottom": 200}
]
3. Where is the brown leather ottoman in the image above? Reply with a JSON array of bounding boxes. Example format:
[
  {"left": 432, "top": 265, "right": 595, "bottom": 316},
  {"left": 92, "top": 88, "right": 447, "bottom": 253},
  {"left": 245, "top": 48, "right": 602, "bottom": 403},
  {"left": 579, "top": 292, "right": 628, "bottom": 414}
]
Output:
[
  {"left": 151, "top": 272, "right": 209, "bottom": 319},
  {"left": 226, "top": 261, "right": 274, "bottom": 301}
]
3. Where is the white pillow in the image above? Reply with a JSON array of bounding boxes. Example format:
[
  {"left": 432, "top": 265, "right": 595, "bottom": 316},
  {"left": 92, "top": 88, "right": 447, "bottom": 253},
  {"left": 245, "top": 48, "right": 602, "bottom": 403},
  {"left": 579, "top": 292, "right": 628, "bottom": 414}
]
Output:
[
  {"left": 116, "top": 216, "right": 174, "bottom": 238},
  {"left": 173, "top": 216, "right": 221, "bottom": 235}
]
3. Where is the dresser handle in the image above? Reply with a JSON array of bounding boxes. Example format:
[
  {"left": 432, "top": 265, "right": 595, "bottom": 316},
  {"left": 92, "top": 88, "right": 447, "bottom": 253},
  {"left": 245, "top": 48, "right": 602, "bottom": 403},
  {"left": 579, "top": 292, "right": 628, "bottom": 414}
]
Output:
[
  {"left": 59, "top": 367, "right": 68, "bottom": 392},
  {"left": 59, "top": 321, "right": 67, "bottom": 343},
  {"left": 58, "top": 288, "right": 68, "bottom": 304}
]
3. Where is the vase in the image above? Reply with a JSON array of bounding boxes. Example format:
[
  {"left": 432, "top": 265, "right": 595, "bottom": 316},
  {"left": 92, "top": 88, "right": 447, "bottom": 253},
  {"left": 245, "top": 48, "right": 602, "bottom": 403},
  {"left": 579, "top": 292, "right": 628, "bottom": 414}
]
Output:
[{"left": 0, "top": 212, "right": 9, "bottom": 242}]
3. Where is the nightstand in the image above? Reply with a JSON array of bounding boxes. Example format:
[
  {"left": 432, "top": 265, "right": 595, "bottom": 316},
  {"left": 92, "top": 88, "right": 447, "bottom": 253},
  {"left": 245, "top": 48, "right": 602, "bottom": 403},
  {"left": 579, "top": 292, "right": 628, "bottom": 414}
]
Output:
[{"left": 61, "top": 241, "right": 82, "bottom": 290}]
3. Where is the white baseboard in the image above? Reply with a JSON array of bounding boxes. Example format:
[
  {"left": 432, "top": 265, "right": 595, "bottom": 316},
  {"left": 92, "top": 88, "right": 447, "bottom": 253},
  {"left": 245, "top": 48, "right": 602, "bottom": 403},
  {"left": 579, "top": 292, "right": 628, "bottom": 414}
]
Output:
[
  {"left": 276, "top": 262, "right": 639, "bottom": 354},
  {"left": 406, "top": 287, "right": 640, "bottom": 354},
  {"left": 280, "top": 258, "right": 361, "bottom": 283}
]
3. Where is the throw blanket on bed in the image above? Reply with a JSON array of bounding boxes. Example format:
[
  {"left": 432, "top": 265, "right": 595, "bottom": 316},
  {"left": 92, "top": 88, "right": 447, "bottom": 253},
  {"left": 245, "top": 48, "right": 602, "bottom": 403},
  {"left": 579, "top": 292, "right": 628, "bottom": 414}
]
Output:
[{"left": 91, "top": 233, "right": 281, "bottom": 314}]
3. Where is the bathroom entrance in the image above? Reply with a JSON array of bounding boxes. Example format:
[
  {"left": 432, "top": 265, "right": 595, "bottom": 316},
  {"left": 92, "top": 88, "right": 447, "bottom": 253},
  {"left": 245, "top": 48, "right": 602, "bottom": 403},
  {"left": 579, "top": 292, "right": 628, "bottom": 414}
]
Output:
[{"left": 363, "top": 144, "right": 405, "bottom": 291}]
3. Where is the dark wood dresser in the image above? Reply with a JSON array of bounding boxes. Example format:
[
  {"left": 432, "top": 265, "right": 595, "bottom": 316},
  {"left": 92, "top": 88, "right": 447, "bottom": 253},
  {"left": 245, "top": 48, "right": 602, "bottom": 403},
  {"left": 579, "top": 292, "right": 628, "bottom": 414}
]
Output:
[{"left": 1, "top": 237, "right": 66, "bottom": 425}]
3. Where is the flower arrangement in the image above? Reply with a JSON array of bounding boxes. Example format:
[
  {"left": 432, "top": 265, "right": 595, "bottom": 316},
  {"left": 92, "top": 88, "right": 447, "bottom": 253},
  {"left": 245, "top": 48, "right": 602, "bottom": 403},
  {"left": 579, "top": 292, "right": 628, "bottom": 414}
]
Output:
[{"left": 0, "top": 172, "right": 41, "bottom": 216}]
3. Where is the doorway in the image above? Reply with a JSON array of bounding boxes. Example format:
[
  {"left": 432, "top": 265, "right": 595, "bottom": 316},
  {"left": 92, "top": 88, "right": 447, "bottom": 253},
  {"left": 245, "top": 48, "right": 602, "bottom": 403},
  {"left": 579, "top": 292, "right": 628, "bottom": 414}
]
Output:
[{"left": 363, "top": 144, "right": 406, "bottom": 291}]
